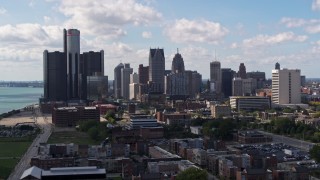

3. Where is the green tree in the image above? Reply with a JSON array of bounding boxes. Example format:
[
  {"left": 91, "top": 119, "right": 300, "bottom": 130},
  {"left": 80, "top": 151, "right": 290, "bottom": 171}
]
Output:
[
  {"left": 176, "top": 167, "right": 208, "bottom": 180},
  {"left": 104, "top": 111, "right": 116, "bottom": 121},
  {"left": 88, "top": 126, "right": 99, "bottom": 140},
  {"left": 310, "top": 145, "right": 320, "bottom": 163}
]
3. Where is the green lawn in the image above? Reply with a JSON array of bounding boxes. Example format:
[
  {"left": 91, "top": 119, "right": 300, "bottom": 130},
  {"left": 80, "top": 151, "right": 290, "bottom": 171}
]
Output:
[
  {"left": 0, "top": 159, "right": 19, "bottom": 180},
  {"left": 0, "top": 137, "right": 33, "bottom": 180},
  {"left": 47, "top": 131, "right": 100, "bottom": 145}
]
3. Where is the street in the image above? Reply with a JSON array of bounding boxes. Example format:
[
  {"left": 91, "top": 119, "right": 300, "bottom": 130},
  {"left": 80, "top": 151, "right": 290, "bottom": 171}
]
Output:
[
  {"left": 7, "top": 107, "right": 53, "bottom": 180},
  {"left": 258, "top": 130, "right": 315, "bottom": 151}
]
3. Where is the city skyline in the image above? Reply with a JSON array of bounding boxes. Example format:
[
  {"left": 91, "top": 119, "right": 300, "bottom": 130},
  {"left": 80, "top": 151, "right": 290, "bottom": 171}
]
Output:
[{"left": 0, "top": 0, "right": 320, "bottom": 80}]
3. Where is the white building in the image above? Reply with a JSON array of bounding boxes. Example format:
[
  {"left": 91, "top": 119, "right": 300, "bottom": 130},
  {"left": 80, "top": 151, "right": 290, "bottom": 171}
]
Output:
[
  {"left": 129, "top": 83, "right": 139, "bottom": 100},
  {"left": 272, "top": 68, "right": 301, "bottom": 104}
]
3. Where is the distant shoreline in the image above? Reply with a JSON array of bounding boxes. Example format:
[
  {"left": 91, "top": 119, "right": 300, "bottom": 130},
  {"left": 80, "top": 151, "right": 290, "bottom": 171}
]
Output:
[{"left": 0, "top": 104, "right": 36, "bottom": 120}]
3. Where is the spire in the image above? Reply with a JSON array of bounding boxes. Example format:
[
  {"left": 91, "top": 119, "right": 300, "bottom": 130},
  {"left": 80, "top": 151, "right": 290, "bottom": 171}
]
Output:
[{"left": 177, "top": 48, "right": 179, "bottom": 54}]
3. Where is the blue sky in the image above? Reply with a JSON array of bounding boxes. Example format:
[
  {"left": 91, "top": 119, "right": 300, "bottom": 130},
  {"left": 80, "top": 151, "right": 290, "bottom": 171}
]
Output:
[{"left": 0, "top": 0, "right": 320, "bottom": 80}]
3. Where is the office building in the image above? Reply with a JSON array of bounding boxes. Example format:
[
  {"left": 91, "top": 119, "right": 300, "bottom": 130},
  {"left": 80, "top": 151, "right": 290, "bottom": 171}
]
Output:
[
  {"left": 301, "top": 75, "right": 306, "bottom": 86},
  {"left": 121, "top": 64, "right": 133, "bottom": 99},
  {"left": 138, "top": 64, "right": 149, "bottom": 84},
  {"left": 129, "top": 83, "right": 139, "bottom": 100},
  {"left": 238, "top": 63, "right": 247, "bottom": 79},
  {"left": 149, "top": 48, "right": 165, "bottom": 93},
  {"left": 275, "top": 62, "right": 280, "bottom": 70},
  {"left": 221, "top": 68, "right": 234, "bottom": 98},
  {"left": 171, "top": 50, "right": 185, "bottom": 73},
  {"left": 80, "top": 50, "right": 104, "bottom": 99},
  {"left": 272, "top": 68, "right": 301, "bottom": 104},
  {"left": 211, "top": 105, "right": 231, "bottom": 118},
  {"left": 191, "top": 71, "right": 202, "bottom": 98},
  {"left": 66, "top": 29, "right": 81, "bottom": 100},
  {"left": 247, "top": 71, "right": 265, "bottom": 89},
  {"left": 210, "top": 61, "right": 221, "bottom": 93},
  {"left": 232, "top": 78, "right": 243, "bottom": 96},
  {"left": 230, "top": 96, "right": 271, "bottom": 111},
  {"left": 165, "top": 73, "right": 188, "bottom": 96},
  {"left": 242, "top": 78, "right": 257, "bottom": 96},
  {"left": 87, "top": 76, "right": 108, "bottom": 101},
  {"left": 43, "top": 51, "right": 67, "bottom": 101},
  {"left": 130, "top": 72, "right": 139, "bottom": 84},
  {"left": 114, "top": 63, "right": 124, "bottom": 99}
]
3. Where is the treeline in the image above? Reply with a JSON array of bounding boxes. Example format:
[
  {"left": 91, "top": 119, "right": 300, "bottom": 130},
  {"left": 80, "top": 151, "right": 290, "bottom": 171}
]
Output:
[{"left": 262, "top": 117, "right": 320, "bottom": 142}]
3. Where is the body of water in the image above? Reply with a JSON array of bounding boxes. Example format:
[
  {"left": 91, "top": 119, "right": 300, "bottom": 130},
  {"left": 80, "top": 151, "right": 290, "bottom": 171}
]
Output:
[{"left": 0, "top": 87, "right": 43, "bottom": 114}]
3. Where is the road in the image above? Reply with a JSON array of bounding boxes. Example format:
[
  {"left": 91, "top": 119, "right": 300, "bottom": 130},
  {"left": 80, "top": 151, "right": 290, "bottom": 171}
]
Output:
[
  {"left": 7, "top": 107, "right": 53, "bottom": 180},
  {"left": 258, "top": 130, "right": 315, "bottom": 151}
]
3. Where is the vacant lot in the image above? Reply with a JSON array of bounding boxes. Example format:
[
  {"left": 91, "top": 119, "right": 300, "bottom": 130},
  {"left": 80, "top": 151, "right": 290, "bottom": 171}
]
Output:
[
  {"left": 0, "top": 137, "right": 33, "bottom": 180},
  {"left": 47, "top": 131, "right": 100, "bottom": 145}
]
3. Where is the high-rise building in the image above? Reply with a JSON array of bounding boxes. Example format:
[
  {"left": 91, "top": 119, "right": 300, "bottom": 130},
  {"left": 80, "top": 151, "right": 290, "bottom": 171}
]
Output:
[
  {"left": 138, "top": 64, "right": 149, "bottom": 84},
  {"left": 43, "top": 50, "right": 67, "bottom": 101},
  {"left": 130, "top": 72, "right": 139, "bottom": 84},
  {"left": 232, "top": 78, "right": 243, "bottom": 96},
  {"left": 272, "top": 68, "right": 301, "bottom": 104},
  {"left": 242, "top": 78, "right": 257, "bottom": 96},
  {"left": 80, "top": 50, "right": 104, "bottom": 99},
  {"left": 247, "top": 71, "right": 266, "bottom": 89},
  {"left": 66, "top": 29, "right": 81, "bottom": 100},
  {"left": 238, "top": 63, "right": 247, "bottom": 79},
  {"left": 114, "top": 63, "right": 124, "bottom": 99},
  {"left": 210, "top": 61, "right": 221, "bottom": 93},
  {"left": 221, "top": 68, "right": 234, "bottom": 98},
  {"left": 87, "top": 76, "right": 108, "bottom": 101},
  {"left": 164, "top": 73, "right": 188, "bottom": 96},
  {"left": 121, "top": 64, "right": 133, "bottom": 99},
  {"left": 191, "top": 71, "right": 202, "bottom": 97},
  {"left": 171, "top": 50, "right": 185, "bottom": 73},
  {"left": 149, "top": 48, "right": 165, "bottom": 93}
]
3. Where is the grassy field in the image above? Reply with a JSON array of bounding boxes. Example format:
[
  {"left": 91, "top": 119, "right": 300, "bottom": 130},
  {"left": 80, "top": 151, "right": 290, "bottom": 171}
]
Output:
[
  {"left": 0, "top": 137, "right": 33, "bottom": 180},
  {"left": 47, "top": 131, "right": 100, "bottom": 145}
]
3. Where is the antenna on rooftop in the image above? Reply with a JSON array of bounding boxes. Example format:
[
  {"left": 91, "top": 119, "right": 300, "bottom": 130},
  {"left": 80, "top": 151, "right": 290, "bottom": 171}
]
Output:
[{"left": 177, "top": 48, "right": 179, "bottom": 54}]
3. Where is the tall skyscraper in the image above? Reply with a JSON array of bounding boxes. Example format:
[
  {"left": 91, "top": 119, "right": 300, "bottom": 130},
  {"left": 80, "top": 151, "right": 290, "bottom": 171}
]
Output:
[
  {"left": 43, "top": 50, "right": 67, "bottom": 101},
  {"left": 80, "top": 50, "right": 104, "bottom": 100},
  {"left": 221, "top": 68, "right": 234, "bottom": 98},
  {"left": 272, "top": 68, "right": 301, "bottom": 104},
  {"left": 191, "top": 71, "right": 202, "bottom": 97},
  {"left": 238, "top": 63, "right": 247, "bottom": 79},
  {"left": 138, "top": 64, "right": 149, "bottom": 84},
  {"left": 171, "top": 50, "right": 185, "bottom": 73},
  {"left": 210, "top": 61, "right": 221, "bottom": 93},
  {"left": 121, "top": 64, "right": 133, "bottom": 99},
  {"left": 149, "top": 48, "right": 165, "bottom": 93},
  {"left": 114, "top": 63, "right": 124, "bottom": 99},
  {"left": 66, "top": 29, "right": 81, "bottom": 100}
]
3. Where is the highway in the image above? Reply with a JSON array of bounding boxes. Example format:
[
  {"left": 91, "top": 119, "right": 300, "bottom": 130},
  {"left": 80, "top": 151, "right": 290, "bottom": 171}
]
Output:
[
  {"left": 258, "top": 130, "right": 315, "bottom": 151},
  {"left": 7, "top": 107, "right": 53, "bottom": 180}
]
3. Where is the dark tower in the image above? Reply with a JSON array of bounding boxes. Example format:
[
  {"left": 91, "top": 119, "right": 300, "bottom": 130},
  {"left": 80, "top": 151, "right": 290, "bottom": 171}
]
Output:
[
  {"left": 171, "top": 49, "right": 185, "bottom": 74},
  {"left": 114, "top": 63, "right": 124, "bottom": 98},
  {"left": 238, "top": 63, "right": 247, "bottom": 79},
  {"left": 221, "top": 68, "right": 234, "bottom": 98},
  {"left": 138, "top": 64, "right": 149, "bottom": 84},
  {"left": 275, "top": 62, "right": 280, "bottom": 70},
  {"left": 43, "top": 50, "right": 67, "bottom": 101},
  {"left": 149, "top": 48, "right": 165, "bottom": 93}
]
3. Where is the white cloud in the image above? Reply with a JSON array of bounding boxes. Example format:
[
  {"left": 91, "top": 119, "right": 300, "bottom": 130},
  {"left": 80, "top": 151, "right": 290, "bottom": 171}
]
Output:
[
  {"left": 280, "top": 17, "right": 320, "bottom": 34},
  {"left": 0, "top": 7, "right": 7, "bottom": 15},
  {"left": 312, "top": 0, "right": 320, "bottom": 11},
  {"left": 164, "top": 18, "right": 229, "bottom": 44},
  {"left": 59, "top": 0, "right": 162, "bottom": 39},
  {"left": 305, "top": 24, "right": 320, "bottom": 34},
  {"left": 142, "top": 31, "right": 152, "bottom": 38},
  {"left": 242, "top": 32, "right": 308, "bottom": 48}
]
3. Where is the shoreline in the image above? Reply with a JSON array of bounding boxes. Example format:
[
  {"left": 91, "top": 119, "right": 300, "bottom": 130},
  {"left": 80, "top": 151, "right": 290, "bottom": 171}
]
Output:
[{"left": 0, "top": 104, "right": 37, "bottom": 120}]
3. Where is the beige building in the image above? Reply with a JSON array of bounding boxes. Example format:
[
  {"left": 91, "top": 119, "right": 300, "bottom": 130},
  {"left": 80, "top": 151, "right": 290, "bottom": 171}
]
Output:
[
  {"left": 272, "top": 68, "right": 301, "bottom": 104},
  {"left": 211, "top": 105, "right": 231, "bottom": 118}
]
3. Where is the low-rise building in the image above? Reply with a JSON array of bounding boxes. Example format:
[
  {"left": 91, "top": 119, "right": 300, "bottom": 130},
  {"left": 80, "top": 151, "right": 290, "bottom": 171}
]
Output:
[
  {"left": 211, "top": 105, "right": 231, "bottom": 118},
  {"left": 230, "top": 96, "right": 271, "bottom": 111}
]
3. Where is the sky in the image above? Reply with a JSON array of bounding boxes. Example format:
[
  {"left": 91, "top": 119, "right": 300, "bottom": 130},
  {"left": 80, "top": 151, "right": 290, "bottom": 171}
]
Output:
[{"left": 0, "top": 0, "right": 320, "bottom": 81}]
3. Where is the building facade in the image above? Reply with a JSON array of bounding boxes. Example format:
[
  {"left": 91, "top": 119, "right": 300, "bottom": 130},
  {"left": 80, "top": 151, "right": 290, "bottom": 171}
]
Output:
[
  {"left": 149, "top": 48, "right": 165, "bottom": 93},
  {"left": 210, "top": 61, "right": 222, "bottom": 93},
  {"left": 272, "top": 68, "right": 301, "bottom": 104}
]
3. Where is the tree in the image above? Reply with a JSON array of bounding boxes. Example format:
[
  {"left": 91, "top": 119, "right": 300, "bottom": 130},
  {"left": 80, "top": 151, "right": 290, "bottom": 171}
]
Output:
[
  {"left": 88, "top": 126, "right": 99, "bottom": 140},
  {"left": 310, "top": 145, "right": 320, "bottom": 163},
  {"left": 176, "top": 167, "right": 208, "bottom": 180},
  {"left": 104, "top": 111, "right": 116, "bottom": 121}
]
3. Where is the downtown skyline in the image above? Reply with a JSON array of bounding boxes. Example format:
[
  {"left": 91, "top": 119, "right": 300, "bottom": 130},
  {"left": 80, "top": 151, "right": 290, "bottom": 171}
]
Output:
[{"left": 0, "top": 0, "right": 320, "bottom": 81}]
